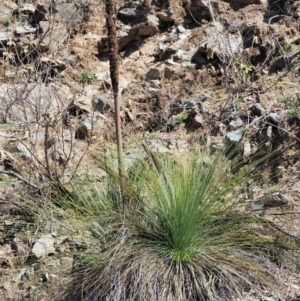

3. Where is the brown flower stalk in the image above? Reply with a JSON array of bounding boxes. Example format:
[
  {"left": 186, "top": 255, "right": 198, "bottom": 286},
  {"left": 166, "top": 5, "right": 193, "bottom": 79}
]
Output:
[{"left": 105, "top": 0, "right": 126, "bottom": 203}]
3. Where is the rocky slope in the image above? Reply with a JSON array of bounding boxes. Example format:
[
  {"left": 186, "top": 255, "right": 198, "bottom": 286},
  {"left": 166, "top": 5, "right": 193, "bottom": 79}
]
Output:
[{"left": 0, "top": 0, "right": 300, "bottom": 300}]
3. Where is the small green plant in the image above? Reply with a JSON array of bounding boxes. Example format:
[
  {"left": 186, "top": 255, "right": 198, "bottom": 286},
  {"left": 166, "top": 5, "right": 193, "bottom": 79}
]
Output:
[
  {"left": 175, "top": 112, "right": 189, "bottom": 123},
  {"left": 277, "top": 95, "right": 292, "bottom": 104},
  {"left": 235, "top": 60, "right": 252, "bottom": 82},
  {"left": 3, "top": 50, "right": 14, "bottom": 61},
  {"left": 0, "top": 123, "right": 13, "bottom": 132},
  {"left": 77, "top": 70, "right": 97, "bottom": 84},
  {"left": 288, "top": 108, "right": 300, "bottom": 119}
]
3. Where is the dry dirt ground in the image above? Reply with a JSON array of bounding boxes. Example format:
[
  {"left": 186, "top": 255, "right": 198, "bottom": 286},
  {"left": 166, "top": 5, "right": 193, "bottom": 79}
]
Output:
[{"left": 1, "top": 0, "right": 300, "bottom": 300}]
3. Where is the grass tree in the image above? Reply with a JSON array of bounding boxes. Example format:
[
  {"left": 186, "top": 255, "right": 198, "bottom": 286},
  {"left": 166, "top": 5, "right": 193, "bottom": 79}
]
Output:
[{"left": 52, "top": 146, "right": 296, "bottom": 301}]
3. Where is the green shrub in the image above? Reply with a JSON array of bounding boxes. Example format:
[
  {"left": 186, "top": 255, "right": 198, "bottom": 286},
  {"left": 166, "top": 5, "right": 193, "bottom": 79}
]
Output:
[
  {"left": 49, "top": 146, "right": 295, "bottom": 301},
  {"left": 77, "top": 70, "right": 96, "bottom": 84}
]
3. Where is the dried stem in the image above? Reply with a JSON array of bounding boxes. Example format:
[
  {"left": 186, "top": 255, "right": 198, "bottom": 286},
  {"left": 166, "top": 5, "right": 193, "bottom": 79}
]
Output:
[
  {"left": 105, "top": 0, "right": 126, "bottom": 204},
  {"left": 0, "top": 170, "right": 39, "bottom": 190}
]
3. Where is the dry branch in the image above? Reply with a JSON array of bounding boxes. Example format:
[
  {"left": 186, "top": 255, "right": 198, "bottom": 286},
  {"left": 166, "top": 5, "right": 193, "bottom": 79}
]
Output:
[{"left": 0, "top": 170, "right": 39, "bottom": 189}]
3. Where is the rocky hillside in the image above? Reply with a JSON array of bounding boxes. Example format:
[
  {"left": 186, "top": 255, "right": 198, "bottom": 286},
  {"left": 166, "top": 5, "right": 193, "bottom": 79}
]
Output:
[{"left": 0, "top": 0, "right": 300, "bottom": 300}]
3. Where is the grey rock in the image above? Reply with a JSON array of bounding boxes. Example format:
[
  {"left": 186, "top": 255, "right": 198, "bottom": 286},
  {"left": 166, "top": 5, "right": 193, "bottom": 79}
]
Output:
[
  {"left": 199, "top": 23, "right": 242, "bottom": 57},
  {"left": 229, "top": 118, "right": 244, "bottom": 130},
  {"left": 226, "top": 129, "right": 245, "bottom": 142},
  {"left": 146, "top": 68, "right": 161, "bottom": 80},
  {"left": 135, "top": 121, "right": 144, "bottom": 130},
  {"left": 192, "top": 114, "right": 203, "bottom": 127},
  {"left": 138, "top": 24, "right": 158, "bottom": 36},
  {"left": 267, "top": 125, "right": 273, "bottom": 139},
  {"left": 251, "top": 103, "right": 264, "bottom": 116},
  {"left": 34, "top": 2, "right": 83, "bottom": 23},
  {"left": 149, "top": 140, "right": 171, "bottom": 153},
  {"left": 75, "top": 116, "right": 93, "bottom": 140},
  {"left": 119, "top": 8, "right": 139, "bottom": 17},
  {"left": 31, "top": 235, "right": 55, "bottom": 258},
  {"left": 164, "top": 67, "right": 173, "bottom": 79},
  {"left": 80, "top": 117, "right": 93, "bottom": 130},
  {"left": 147, "top": 14, "right": 159, "bottom": 27},
  {"left": 247, "top": 194, "right": 288, "bottom": 211},
  {"left": 15, "top": 268, "right": 30, "bottom": 283},
  {"left": 0, "top": 32, "right": 13, "bottom": 44},
  {"left": 83, "top": 85, "right": 97, "bottom": 96},
  {"left": 177, "top": 25, "right": 185, "bottom": 33},
  {"left": 268, "top": 113, "right": 279, "bottom": 125},
  {"left": 0, "top": 1, "right": 18, "bottom": 22},
  {"left": 69, "top": 93, "right": 92, "bottom": 113},
  {"left": 21, "top": 4, "right": 36, "bottom": 14},
  {"left": 243, "top": 142, "right": 251, "bottom": 155},
  {"left": 84, "top": 32, "right": 100, "bottom": 40},
  {"left": 38, "top": 20, "right": 50, "bottom": 34},
  {"left": 181, "top": 62, "right": 197, "bottom": 68},
  {"left": 93, "top": 93, "right": 113, "bottom": 113},
  {"left": 174, "top": 49, "right": 184, "bottom": 59},
  {"left": 15, "top": 25, "right": 37, "bottom": 35},
  {"left": 56, "top": 2, "right": 83, "bottom": 24},
  {"left": 183, "top": 99, "right": 196, "bottom": 108},
  {"left": 164, "top": 38, "right": 187, "bottom": 53},
  {"left": 38, "top": 22, "right": 68, "bottom": 53},
  {"left": 156, "top": 10, "right": 176, "bottom": 23},
  {"left": 167, "top": 115, "right": 177, "bottom": 126}
]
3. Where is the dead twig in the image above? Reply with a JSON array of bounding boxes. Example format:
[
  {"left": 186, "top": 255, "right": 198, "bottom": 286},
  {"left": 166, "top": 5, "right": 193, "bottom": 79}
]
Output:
[{"left": 0, "top": 170, "right": 39, "bottom": 190}]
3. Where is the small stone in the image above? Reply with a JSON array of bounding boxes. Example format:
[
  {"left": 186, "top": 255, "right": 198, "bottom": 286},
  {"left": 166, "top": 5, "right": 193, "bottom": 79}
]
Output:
[
  {"left": 21, "top": 4, "right": 36, "bottom": 14},
  {"left": 156, "top": 10, "right": 176, "bottom": 23},
  {"left": 174, "top": 49, "right": 184, "bottom": 59},
  {"left": 267, "top": 125, "right": 273, "bottom": 138},
  {"left": 251, "top": 103, "right": 264, "bottom": 116},
  {"left": 268, "top": 113, "right": 279, "bottom": 125},
  {"left": 93, "top": 93, "right": 113, "bottom": 113},
  {"left": 192, "top": 114, "right": 204, "bottom": 127},
  {"left": 164, "top": 67, "right": 173, "bottom": 79},
  {"left": 183, "top": 99, "right": 196, "bottom": 108},
  {"left": 15, "top": 268, "right": 30, "bottom": 283},
  {"left": 181, "top": 62, "right": 197, "bottom": 68},
  {"left": 31, "top": 235, "right": 55, "bottom": 258},
  {"left": 138, "top": 24, "right": 158, "bottom": 36},
  {"left": 118, "top": 8, "right": 138, "bottom": 17},
  {"left": 243, "top": 142, "right": 251, "bottom": 155},
  {"left": 177, "top": 25, "right": 185, "bottom": 33},
  {"left": 84, "top": 32, "right": 99, "bottom": 40},
  {"left": 75, "top": 116, "right": 93, "bottom": 140},
  {"left": 15, "top": 25, "right": 37, "bottom": 35},
  {"left": 0, "top": 32, "right": 13, "bottom": 44},
  {"left": 135, "top": 121, "right": 144, "bottom": 130},
  {"left": 229, "top": 118, "right": 244, "bottom": 130},
  {"left": 83, "top": 85, "right": 97, "bottom": 96},
  {"left": 226, "top": 129, "right": 245, "bottom": 142},
  {"left": 147, "top": 14, "right": 159, "bottom": 27},
  {"left": 167, "top": 115, "right": 176, "bottom": 126},
  {"left": 146, "top": 68, "right": 161, "bottom": 80}
]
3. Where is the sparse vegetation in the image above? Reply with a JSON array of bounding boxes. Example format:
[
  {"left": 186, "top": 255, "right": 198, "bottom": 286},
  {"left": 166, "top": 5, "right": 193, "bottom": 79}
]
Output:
[
  {"left": 0, "top": 0, "right": 300, "bottom": 300},
  {"left": 77, "top": 70, "right": 97, "bottom": 83},
  {"left": 288, "top": 108, "right": 300, "bottom": 119}
]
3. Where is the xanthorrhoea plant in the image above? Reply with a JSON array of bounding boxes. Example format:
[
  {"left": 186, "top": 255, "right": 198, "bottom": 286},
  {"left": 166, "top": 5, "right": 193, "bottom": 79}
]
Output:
[{"left": 53, "top": 146, "right": 294, "bottom": 301}]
